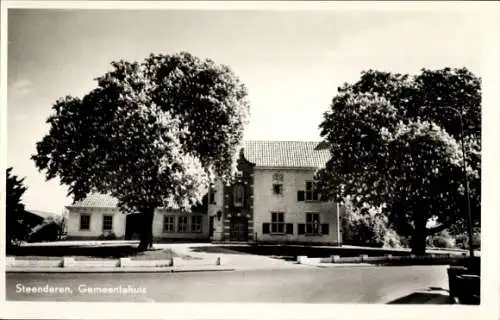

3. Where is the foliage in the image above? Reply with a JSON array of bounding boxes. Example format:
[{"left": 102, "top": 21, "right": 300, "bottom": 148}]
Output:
[
  {"left": 28, "top": 221, "right": 60, "bottom": 242},
  {"left": 383, "top": 228, "right": 404, "bottom": 249},
  {"left": 316, "top": 68, "right": 481, "bottom": 254},
  {"left": 32, "top": 52, "right": 250, "bottom": 250},
  {"left": 454, "top": 232, "right": 481, "bottom": 250},
  {"left": 6, "top": 167, "right": 30, "bottom": 249},
  {"left": 28, "top": 213, "right": 67, "bottom": 242},
  {"left": 341, "top": 198, "right": 388, "bottom": 248},
  {"left": 98, "top": 232, "right": 117, "bottom": 240},
  {"left": 426, "top": 230, "right": 456, "bottom": 249}
]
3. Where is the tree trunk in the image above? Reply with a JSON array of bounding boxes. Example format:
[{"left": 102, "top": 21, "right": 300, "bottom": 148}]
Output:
[
  {"left": 138, "top": 207, "right": 155, "bottom": 251},
  {"left": 411, "top": 218, "right": 428, "bottom": 255}
]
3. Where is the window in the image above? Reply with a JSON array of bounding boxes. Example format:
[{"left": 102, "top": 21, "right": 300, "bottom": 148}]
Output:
[
  {"left": 305, "top": 181, "right": 319, "bottom": 201},
  {"left": 306, "top": 213, "right": 320, "bottom": 234},
  {"left": 80, "top": 214, "right": 90, "bottom": 230},
  {"left": 233, "top": 184, "right": 244, "bottom": 207},
  {"left": 102, "top": 215, "right": 113, "bottom": 231},
  {"left": 273, "top": 183, "right": 283, "bottom": 195},
  {"left": 209, "top": 189, "right": 216, "bottom": 204},
  {"left": 178, "top": 216, "right": 189, "bottom": 232},
  {"left": 191, "top": 216, "right": 202, "bottom": 232},
  {"left": 163, "top": 215, "right": 175, "bottom": 232},
  {"left": 271, "top": 212, "right": 285, "bottom": 234}
]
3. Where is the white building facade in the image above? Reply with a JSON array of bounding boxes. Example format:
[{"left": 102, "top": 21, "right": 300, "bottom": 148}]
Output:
[
  {"left": 208, "top": 140, "right": 342, "bottom": 245},
  {"left": 66, "top": 141, "right": 341, "bottom": 245}
]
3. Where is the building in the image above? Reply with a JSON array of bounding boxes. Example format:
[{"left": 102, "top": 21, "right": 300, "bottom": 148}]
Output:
[
  {"left": 65, "top": 193, "right": 208, "bottom": 241},
  {"left": 65, "top": 140, "right": 341, "bottom": 245},
  {"left": 209, "top": 140, "right": 341, "bottom": 245}
]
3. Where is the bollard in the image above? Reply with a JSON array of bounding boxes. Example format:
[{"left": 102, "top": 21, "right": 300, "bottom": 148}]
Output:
[
  {"left": 360, "top": 254, "right": 368, "bottom": 262},
  {"left": 62, "top": 257, "right": 75, "bottom": 268},
  {"left": 119, "top": 257, "right": 131, "bottom": 268},
  {"left": 331, "top": 255, "right": 340, "bottom": 263},
  {"left": 297, "top": 256, "right": 308, "bottom": 264},
  {"left": 6, "top": 257, "right": 15, "bottom": 267}
]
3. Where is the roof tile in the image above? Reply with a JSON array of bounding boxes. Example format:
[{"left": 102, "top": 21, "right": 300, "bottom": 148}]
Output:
[{"left": 243, "top": 140, "right": 330, "bottom": 168}]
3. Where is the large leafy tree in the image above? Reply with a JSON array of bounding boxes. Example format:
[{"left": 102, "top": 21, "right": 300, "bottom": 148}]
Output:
[
  {"left": 32, "top": 52, "right": 250, "bottom": 250},
  {"left": 6, "top": 167, "right": 30, "bottom": 249},
  {"left": 316, "top": 68, "right": 480, "bottom": 254}
]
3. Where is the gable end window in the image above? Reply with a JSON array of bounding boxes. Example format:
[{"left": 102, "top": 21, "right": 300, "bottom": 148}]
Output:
[{"left": 80, "top": 214, "right": 90, "bottom": 231}]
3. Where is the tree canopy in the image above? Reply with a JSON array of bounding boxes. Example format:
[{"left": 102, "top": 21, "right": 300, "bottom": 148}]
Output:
[
  {"left": 316, "top": 68, "right": 481, "bottom": 254},
  {"left": 32, "top": 52, "right": 250, "bottom": 249},
  {"left": 6, "top": 167, "right": 30, "bottom": 249}
]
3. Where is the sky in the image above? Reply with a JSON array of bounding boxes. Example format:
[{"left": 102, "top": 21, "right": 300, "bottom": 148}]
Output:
[{"left": 6, "top": 7, "right": 484, "bottom": 214}]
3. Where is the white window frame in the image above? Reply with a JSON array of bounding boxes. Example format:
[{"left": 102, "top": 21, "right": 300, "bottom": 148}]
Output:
[
  {"left": 177, "top": 216, "right": 189, "bottom": 232},
  {"left": 271, "top": 212, "right": 285, "bottom": 234},
  {"left": 305, "top": 181, "right": 319, "bottom": 201},
  {"left": 305, "top": 212, "right": 320, "bottom": 235},
  {"left": 102, "top": 214, "right": 113, "bottom": 231},
  {"left": 163, "top": 215, "right": 175, "bottom": 233},
  {"left": 191, "top": 216, "right": 202, "bottom": 233},
  {"left": 80, "top": 214, "right": 90, "bottom": 231}
]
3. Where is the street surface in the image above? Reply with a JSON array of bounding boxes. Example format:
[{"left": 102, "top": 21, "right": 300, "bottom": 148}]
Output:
[{"left": 6, "top": 265, "right": 449, "bottom": 303}]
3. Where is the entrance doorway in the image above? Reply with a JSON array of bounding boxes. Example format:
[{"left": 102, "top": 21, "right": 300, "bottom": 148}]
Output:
[{"left": 229, "top": 216, "right": 248, "bottom": 241}]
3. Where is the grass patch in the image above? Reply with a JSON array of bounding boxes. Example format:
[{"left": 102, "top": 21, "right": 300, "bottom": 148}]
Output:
[{"left": 9, "top": 244, "right": 179, "bottom": 261}]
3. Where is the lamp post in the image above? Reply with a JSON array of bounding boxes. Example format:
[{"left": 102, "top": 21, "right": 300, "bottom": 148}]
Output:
[{"left": 441, "top": 106, "right": 474, "bottom": 259}]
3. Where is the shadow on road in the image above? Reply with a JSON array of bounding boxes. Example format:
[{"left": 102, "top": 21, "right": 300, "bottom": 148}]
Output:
[{"left": 387, "top": 292, "right": 450, "bottom": 304}]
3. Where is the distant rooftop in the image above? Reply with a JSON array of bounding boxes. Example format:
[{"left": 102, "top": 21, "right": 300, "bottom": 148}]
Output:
[
  {"left": 243, "top": 140, "right": 330, "bottom": 168},
  {"left": 25, "top": 209, "right": 58, "bottom": 219}
]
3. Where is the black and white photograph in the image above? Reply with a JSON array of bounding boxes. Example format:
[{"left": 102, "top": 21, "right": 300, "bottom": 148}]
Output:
[{"left": 1, "top": 1, "right": 499, "bottom": 320}]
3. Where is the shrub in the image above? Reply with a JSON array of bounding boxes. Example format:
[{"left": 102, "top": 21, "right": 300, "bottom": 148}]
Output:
[
  {"left": 426, "top": 230, "right": 456, "bottom": 248},
  {"left": 455, "top": 232, "right": 481, "bottom": 250},
  {"left": 98, "top": 232, "right": 116, "bottom": 240},
  {"left": 341, "top": 200, "right": 393, "bottom": 248},
  {"left": 28, "top": 221, "right": 61, "bottom": 242},
  {"left": 105, "top": 231, "right": 117, "bottom": 240},
  {"left": 383, "top": 229, "right": 403, "bottom": 248}
]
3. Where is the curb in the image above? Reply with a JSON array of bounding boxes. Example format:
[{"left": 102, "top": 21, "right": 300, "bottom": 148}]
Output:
[
  {"left": 5, "top": 256, "right": 233, "bottom": 273},
  {"left": 6, "top": 266, "right": 235, "bottom": 273},
  {"left": 296, "top": 253, "right": 468, "bottom": 266}
]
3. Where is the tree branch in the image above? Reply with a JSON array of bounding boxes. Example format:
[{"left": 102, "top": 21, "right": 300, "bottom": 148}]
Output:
[{"left": 426, "top": 222, "right": 451, "bottom": 235}]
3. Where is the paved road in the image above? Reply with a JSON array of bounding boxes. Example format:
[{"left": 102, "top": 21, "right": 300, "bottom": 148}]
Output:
[{"left": 6, "top": 265, "right": 450, "bottom": 304}]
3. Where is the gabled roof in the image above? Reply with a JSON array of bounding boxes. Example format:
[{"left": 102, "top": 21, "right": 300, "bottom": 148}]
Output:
[
  {"left": 25, "top": 209, "right": 57, "bottom": 220},
  {"left": 69, "top": 193, "right": 181, "bottom": 210},
  {"left": 243, "top": 140, "right": 330, "bottom": 168},
  {"left": 71, "top": 193, "right": 118, "bottom": 208}
]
